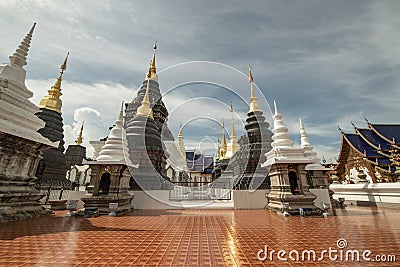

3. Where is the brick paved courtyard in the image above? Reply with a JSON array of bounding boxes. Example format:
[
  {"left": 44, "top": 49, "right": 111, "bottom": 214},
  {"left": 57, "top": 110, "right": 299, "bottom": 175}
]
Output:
[{"left": 0, "top": 207, "right": 399, "bottom": 266}]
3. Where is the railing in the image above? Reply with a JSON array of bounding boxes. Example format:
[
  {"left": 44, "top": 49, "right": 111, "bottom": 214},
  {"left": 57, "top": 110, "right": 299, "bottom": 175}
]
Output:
[
  {"left": 169, "top": 181, "right": 232, "bottom": 201},
  {"left": 34, "top": 181, "right": 74, "bottom": 204}
]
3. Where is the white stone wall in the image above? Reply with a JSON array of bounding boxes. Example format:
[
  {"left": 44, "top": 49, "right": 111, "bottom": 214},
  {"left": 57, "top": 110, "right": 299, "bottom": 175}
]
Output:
[{"left": 330, "top": 183, "right": 400, "bottom": 207}]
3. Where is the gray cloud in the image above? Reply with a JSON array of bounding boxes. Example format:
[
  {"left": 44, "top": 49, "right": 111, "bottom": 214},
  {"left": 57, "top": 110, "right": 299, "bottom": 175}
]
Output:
[{"left": 2, "top": 0, "right": 400, "bottom": 161}]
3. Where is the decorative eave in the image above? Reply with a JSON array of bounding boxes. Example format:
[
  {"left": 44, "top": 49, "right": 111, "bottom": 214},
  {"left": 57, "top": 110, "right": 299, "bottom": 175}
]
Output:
[
  {"left": 353, "top": 127, "right": 391, "bottom": 157},
  {"left": 354, "top": 126, "right": 379, "bottom": 150},
  {"left": 342, "top": 133, "right": 366, "bottom": 157},
  {"left": 368, "top": 122, "right": 400, "bottom": 146}
]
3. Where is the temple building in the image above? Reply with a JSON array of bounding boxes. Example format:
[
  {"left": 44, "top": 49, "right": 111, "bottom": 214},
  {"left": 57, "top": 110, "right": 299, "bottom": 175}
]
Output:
[
  {"left": 336, "top": 120, "right": 400, "bottom": 183},
  {"left": 263, "top": 101, "right": 320, "bottom": 215},
  {"left": 124, "top": 42, "right": 169, "bottom": 140},
  {"left": 65, "top": 122, "right": 87, "bottom": 170},
  {"left": 165, "top": 123, "right": 188, "bottom": 182},
  {"left": 125, "top": 42, "right": 169, "bottom": 181},
  {"left": 65, "top": 123, "right": 89, "bottom": 189},
  {"left": 126, "top": 46, "right": 172, "bottom": 189},
  {"left": 82, "top": 103, "right": 135, "bottom": 214},
  {"left": 185, "top": 150, "right": 214, "bottom": 183},
  {"left": 0, "top": 23, "right": 58, "bottom": 222},
  {"left": 228, "top": 65, "right": 273, "bottom": 190},
  {"left": 35, "top": 53, "right": 70, "bottom": 186}
]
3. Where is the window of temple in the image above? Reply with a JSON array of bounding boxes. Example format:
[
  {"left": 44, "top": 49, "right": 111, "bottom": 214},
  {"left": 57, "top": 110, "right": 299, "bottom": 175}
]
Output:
[{"left": 289, "top": 171, "right": 300, "bottom": 195}]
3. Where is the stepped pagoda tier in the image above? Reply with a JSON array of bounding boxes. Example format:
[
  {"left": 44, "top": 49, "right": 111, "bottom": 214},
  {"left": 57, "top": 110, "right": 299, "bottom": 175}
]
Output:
[
  {"left": 35, "top": 53, "right": 70, "bottom": 186},
  {"left": 263, "top": 101, "right": 319, "bottom": 215},
  {"left": 65, "top": 122, "right": 87, "bottom": 170},
  {"left": 231, "top": 65, "right": 273, "bottom": 190},
  {"left": 126, "top": 67, "right": 169, "bottom": 190},
  {"left": 0, "top": 23, "right": 58, "bottom": 222},
  {"left": 336, "top": 120, "right": 400, "bottom": 183},
  {"left": 82, "top": 103, "right": 135, "bottom": 215}
]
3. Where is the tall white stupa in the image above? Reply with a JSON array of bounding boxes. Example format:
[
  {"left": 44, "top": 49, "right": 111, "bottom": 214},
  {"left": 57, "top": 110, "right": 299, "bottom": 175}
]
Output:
[{"left": 0, "top": 23, "right": 58, "bottom": 223}]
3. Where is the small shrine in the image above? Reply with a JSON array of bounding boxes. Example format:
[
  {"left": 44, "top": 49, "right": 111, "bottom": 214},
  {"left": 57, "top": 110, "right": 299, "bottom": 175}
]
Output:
[
  {"left": 262, "top": 101, "right": 320, "bottom": 215},
  {"left": 82, "top": 103, "right": 136, "bottom": 215}
]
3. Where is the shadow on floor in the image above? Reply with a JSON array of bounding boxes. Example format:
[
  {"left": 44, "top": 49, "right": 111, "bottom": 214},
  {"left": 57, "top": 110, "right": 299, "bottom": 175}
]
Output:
[{"left": 0, "top": 214, "right": 158, "bottom": 241}]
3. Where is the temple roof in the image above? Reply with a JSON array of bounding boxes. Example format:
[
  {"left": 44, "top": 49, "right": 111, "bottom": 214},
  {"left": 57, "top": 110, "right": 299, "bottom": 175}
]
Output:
[
  {"left": 355, "top": 128, "right": 391, "bottom": 151},
  {"left": 186, "top": 150, "right": 214, "bottom": 173},
  {"left": 368, "top": 123, "right": 400, "bottom": 145},
  {"left": 343, "top": 133, "right": 381, "bottom": 158},
  {"left": 338, "top": 121, "right": 400, "bottom": 174}
]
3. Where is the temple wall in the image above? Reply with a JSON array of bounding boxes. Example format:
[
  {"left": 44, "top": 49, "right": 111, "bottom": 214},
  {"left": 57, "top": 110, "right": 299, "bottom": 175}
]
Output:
[
  {"left": 130, "top": 190, "right": 234, "bottom": 209},
  {"left": 330, "top": 183, "right": 400, "bottom": 208},
  {"left": 233, "top": 190, "right": 269, "bottom": 209}
]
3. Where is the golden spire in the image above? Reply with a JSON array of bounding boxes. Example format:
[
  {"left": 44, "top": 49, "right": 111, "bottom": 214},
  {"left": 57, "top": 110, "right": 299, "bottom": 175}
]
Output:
[
  {"left": 220, "top": 120, "right": 227, "bottom": 158},
  {"left": 75, "top": 121, "right": 84, "bottom": 145},
  {"left": 216, "top": 138, "right": 221, "bottom": 159},
  {"left": 248, "top": 64, "right": 262, "bottom": 113},
  {"left": 38, "top": 52, "right": 69, "bottom": 114},
  {"left": 225, "top": 102, "right": 240, "bottom": 158},
  {"left": 146, "top": 41, "right": 158, "bottom": 81},
  {"left": 136, "top": 74, "right": 154, "bottom": 119}
]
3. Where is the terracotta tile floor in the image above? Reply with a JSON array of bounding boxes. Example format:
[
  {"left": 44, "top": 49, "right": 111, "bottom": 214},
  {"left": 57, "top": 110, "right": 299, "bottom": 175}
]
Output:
[{"left": 0, "top": 207, "right": 399, "bottom": 266}]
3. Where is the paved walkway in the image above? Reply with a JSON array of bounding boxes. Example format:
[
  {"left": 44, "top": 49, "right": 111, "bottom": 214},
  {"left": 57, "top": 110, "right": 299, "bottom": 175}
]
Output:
[{"left": 0, "top": 207, "right": 399, "bottom": 266}]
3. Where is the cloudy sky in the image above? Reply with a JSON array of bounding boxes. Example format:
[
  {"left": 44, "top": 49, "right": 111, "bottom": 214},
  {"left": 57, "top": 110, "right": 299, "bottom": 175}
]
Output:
[{"left": 1, "top": 0, "right": 400, "bottom": 161}]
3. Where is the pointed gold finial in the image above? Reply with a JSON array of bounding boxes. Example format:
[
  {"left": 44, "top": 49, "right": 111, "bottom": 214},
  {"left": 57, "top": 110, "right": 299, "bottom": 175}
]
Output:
[
  {"left": 146, "top": 41, "right": 158, "bottom": 81},
  {"left": 220, "top": 120, "right": 227, "bottom": 158},
  {"left": 75, "top": 121, "right": 84, "bottom": 145},
  {"left": 248, "top": 64, "right": 253, "bottom": 83},
  {"left": 38, "top": 52, "right": 69, "bottom": 114},
  {"left": 248, "top": 64, "right": 261, "bottom": 113},
  {"left": 60, "top": 52, "right": 69, "bottom": 72},
  {"left": 136, "top": 76, "right": 154, "bottom": 119},
  {"left": 52, "top": 52, "right": 69, "bottom": 90}
]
